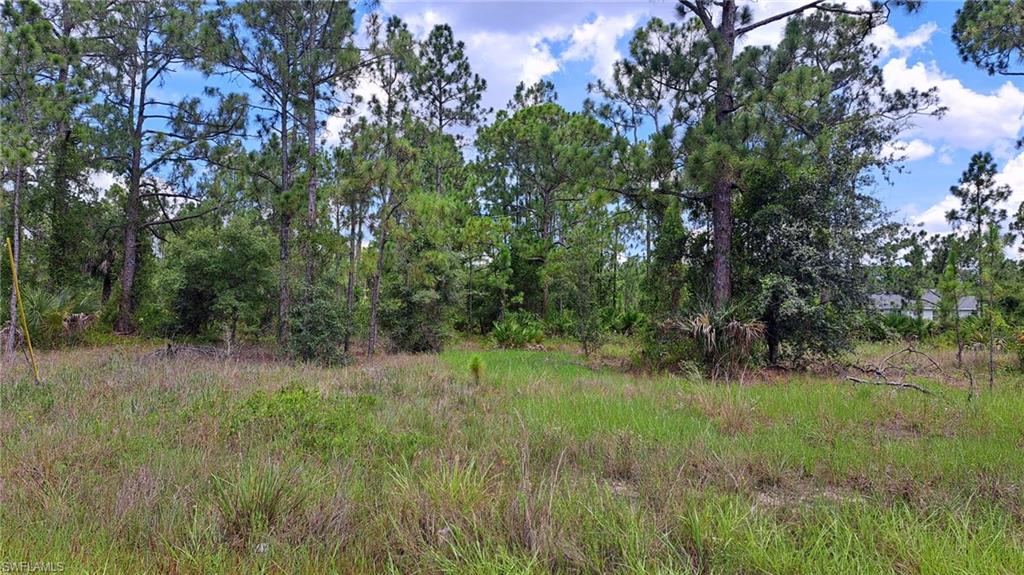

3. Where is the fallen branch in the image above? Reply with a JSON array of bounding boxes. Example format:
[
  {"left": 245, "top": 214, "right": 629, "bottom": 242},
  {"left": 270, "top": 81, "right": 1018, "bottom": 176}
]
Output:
[{"left": 844, "top": 376, "right": 932, "bottom": 395}]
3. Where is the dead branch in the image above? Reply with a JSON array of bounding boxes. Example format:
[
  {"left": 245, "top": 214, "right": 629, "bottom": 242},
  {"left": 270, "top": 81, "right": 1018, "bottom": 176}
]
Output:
[{"left": 844, "top": 376, "right": 932, "bottom": 395}]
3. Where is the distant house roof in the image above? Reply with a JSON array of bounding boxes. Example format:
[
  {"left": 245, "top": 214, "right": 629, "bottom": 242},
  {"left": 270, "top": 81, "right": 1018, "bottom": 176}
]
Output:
[
  {"left": 869, "top": 289, "right": 978, "bottom": 313},
  {"left": 958, "top": 295, "right": 978, "bottom": 312},
  {"left": 870, "top": 294, "right": 904, "bottom": 310}
]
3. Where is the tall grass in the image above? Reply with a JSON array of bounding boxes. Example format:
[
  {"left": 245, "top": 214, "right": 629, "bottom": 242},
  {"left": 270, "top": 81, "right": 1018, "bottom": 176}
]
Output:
[{"left": 1, "top": 345, "right": 1022, "bottom": 572}]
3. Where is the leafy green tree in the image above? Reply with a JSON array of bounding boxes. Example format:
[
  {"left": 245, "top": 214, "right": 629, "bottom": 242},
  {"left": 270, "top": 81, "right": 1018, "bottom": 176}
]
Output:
[
  {"left": 95, "top": 0, "right": 246, "bottom": 334},
  {"left": 980, "top": 223, "right": 1008, "bottom": 389},
  {"left": 359, "top": 14, "right": 418, "bottom": 356},
  {"left": 206, "top": 0, "right": 307, "bottom": 343},
  {"left": 947, "top": 152, "right": 1012, "bottom": 250},
  {"left": 946, "top": 151, "right": 1013, "bottom": 329},
  {"left": 39, "top": 0, "right": 103, "bottom": 289},
  {"left": 715, "top": 10, "right": 935, "bottom": 362},
  {"left": 508, "top": 79, "right": 558, "bottom": 111},
  {"left": 1011, "top": 197, "right": 1024, "bottom": 256},
  {"left": 476, "top": 102, "right": 615, "bottom": 317},
  {"left": 162, "top": 214, "right": 276, "bottom": 344},
  {"left": 1, "top": 0, "right": 59, "bottom": 353},
  {"left": 938, "top": 243, "right": 965, "bottom": 365},
  {"left": 675, "top": 0, "right": 924, "bottom": 311},
  {"left": 411, "top": 23, "right": 488, "bottom": 137},
  {"left": 294, "top": 1, "right": 357, "bottom": 292},
  {"left": 953, "top": 0, "right": 1024, "bottom": 76}
]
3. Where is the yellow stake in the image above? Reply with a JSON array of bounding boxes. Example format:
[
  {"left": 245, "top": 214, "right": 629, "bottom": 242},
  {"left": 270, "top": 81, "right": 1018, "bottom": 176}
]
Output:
[{"left": 6, "top": 238, "right": 40, "bottom": 384}]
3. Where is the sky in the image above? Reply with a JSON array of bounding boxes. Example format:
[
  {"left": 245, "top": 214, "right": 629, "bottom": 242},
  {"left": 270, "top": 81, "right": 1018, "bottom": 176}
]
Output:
[
  {"left": 357, "top": 0, "right": 1024, "bottom": 243},
  {"left": 135, "top": 0, "right": 1024, "bottom": 249}
]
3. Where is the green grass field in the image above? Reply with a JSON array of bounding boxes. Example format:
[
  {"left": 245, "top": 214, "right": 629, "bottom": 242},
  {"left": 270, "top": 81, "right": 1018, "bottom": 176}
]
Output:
[{"left": 2, "top": 344, "right": 1023, "bottom": 573}]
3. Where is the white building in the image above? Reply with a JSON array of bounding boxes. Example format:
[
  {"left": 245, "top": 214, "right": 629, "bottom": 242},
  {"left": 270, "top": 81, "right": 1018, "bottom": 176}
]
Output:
[{"left": 869, "top": 289, "right": 978, "bottom": 320}]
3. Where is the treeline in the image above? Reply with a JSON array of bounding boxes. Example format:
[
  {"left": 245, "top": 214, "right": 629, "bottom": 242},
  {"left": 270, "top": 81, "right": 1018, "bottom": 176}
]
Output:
[{"left": 1, "top": 0, "right": 1022, "bottom": 371}]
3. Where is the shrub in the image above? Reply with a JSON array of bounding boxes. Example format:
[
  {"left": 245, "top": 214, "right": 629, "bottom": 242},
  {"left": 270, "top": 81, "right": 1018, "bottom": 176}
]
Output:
[
  {"left": 608, "top": 309, "right": 646, "bottom": 335},
  {"left": 543, "top": 308, "right": 575, "bottom": 336},
  {"left": 229, "top": 384, "right": 378, "bottom": 456},
  {"left": 1014, "top": 330, "right": 1024, "bottom": 369},
  {"left": 212, "top": 464, "right": 305, "bottom": 549},
  {"left": 858, "top": 313, "right": 898, "bottom": 342},
  {"left": 468, "top": 355, "right": 484, "bottom": 385},
  {"left": 490, "top": 311, "right": 545, "bottom": 348},
  {"left": 161, "top": 215, "right": 276, "bottom": 341},
  {"left": 640, "top": 305, "right": 764, "bottom": 377},
  {"left": 13, "top": 286, "right": 99, "bottom": 348},
  {"left": 288, "top": 286, "right": 351, "bottom": 366}
]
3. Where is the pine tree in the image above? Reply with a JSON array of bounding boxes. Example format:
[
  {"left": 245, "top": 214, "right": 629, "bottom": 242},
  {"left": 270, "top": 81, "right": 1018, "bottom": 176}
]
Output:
[{"left": 96, "top": 0, "right": 246, "bottom": 333}]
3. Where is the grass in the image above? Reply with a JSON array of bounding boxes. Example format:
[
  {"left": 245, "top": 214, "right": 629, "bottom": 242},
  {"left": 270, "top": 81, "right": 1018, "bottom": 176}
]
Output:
[{"left": 1, "top": 343, "right": 1023, "bottom": 573}]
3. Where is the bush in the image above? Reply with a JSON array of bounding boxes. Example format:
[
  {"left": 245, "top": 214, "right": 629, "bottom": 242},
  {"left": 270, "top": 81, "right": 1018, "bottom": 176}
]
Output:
[
  {"left": 636, "top": 305, "right": 764, "bottom": 377},
  {"left": 608, "top": 309, "right": 646, "bottom": 335},
  {"left": 543, "top": 308, "right": 575, "bottom": 336},
  {"left": 858, "top": 313, "right": 898, "bottom": 342},
  {"left": 13, "top": 286, "right": 99, "bottom": 348},
  {"left": 288, "top": 287, "right": 351, "bottom": 366},
  {"left": 1014, "top": 330, "right": 1024, "bottom": 370},
  {"left": 633, "top": 317, "right": 698, "bottom": 372},
  {"left": 490, "top": 311, "right": 545, "bottom": 348},
  {"left": 230, "top": 384, "right": 378, "bottom": 456}
]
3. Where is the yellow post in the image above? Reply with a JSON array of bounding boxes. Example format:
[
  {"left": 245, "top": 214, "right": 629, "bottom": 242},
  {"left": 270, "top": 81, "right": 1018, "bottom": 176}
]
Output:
[{"left": 6, "top": 238, "right": 40, "bottom": 384}]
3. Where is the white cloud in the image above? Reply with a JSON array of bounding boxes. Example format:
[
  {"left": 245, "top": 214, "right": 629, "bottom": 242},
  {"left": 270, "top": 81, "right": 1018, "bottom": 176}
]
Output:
[
  {"left": 561, "top": 13, "right": 640, "bottom": 82},
  {"left": 913, "top": 194, "right": 959, "bottom": 234},
  {"left": 89, "top": 170, "right": 119, "bottom": 191},
  {"left": 871, "top": 22, "right": 938, "bottom": 57},
  {"left": 465, "top": 29, "right": 560, "bottom": 94},
  {"left": 882, "top": 138, "right": 936, "bottom": 162},
  {"left": 995, "top": 151, "right": 1024, "bottom": 222},
  {"left": 883, "top": 58, "right": 1024, "bottom": 152}
]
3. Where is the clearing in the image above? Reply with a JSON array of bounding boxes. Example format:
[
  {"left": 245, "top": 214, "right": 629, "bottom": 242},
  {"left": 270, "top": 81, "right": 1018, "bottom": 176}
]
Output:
[{"left": 1, "top": 344, "right": 1023, "bottom": 573}]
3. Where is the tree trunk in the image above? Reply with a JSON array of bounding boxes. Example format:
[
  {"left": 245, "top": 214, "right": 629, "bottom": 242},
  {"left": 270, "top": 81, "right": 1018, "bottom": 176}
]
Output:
[
  {"left": 953, "top": 298, "right": 963, "bottom": 368},
  {"left": 277, "top": 211, "right": 292, "bottom": 344},
  {"left": 115, "top": 201, "right": 139, "bottom": 334},
  {"left": 49, "top": 1, "right": 76, "bottom": 288},
  {"left": 6, "top": 166, "right": 23, "bottom": 355},
  {"left": 367, "top": 226, "right": 387, "bottom": 357},
  {"left": 277, "top": 88, "right": 292, "bottom": 345},
  {"left": 467, "top": 258, "right": 474, "bottom": 333},
  {"left": 115, "top": 128, "right": 144, "bottom": 334},
  {"left": 304, "top": 81, "right": 318, "bottom": 294},
  {"left": 710, "top": 1, "right": 737, "bottom": 311},
  {"left": 344, "top": 198, "right": 361, "bottom": 353},
  {"left": 115, "top": 44, "right": 148, "bottom": 334}
]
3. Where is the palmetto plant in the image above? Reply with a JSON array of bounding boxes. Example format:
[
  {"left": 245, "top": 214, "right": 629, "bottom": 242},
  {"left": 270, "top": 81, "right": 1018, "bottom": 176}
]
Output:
[
  {"left": 666, "top": 305, "right": 766, "bottom": 379},
  {"left": 14, "top": 286, "right": 99, "bottom": 348}
]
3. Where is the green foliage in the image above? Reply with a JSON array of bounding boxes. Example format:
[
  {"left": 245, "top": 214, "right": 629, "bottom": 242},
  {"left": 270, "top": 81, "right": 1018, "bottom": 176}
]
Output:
[
  {"left": 607, "top": 309, "right": 647, "bottom": 335},
  {"left": 757, "top": 274, "right": 854, "bottom": 364},
  {"left": 229, "top": 384, "right": 378, "bottom": 456},
  {"left": 880, "top": 313, "right": 933, "bottom": 340},
  {"left": 212, "top": 464, "right": 305, "bottom": 549},
  {"left": 953, "top": 0, "right": 1024, "bottom": 77},
  {"left": 468, "top": 355, "right": 484, "bottom": 385},
  {"left": 288, "top": 286, "right": 352, "bottom": 367},
  {"left": 639, "top": 304, "right": 766, "bottom": 376},
  {"left": 161, "top": 215, "right": 276, "bottom": 340},
  {"left": 490, "top": 311, "right": 545, "bottom": 348},
  {"left": 14, "top": 286, "right": 99, "bottom": 349}
]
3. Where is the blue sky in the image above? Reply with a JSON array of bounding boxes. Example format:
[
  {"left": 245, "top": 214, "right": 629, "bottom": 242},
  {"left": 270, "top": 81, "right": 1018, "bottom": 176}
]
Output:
[{"left": 150, "top": 1, "right": 1024, "bottom": 246}]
